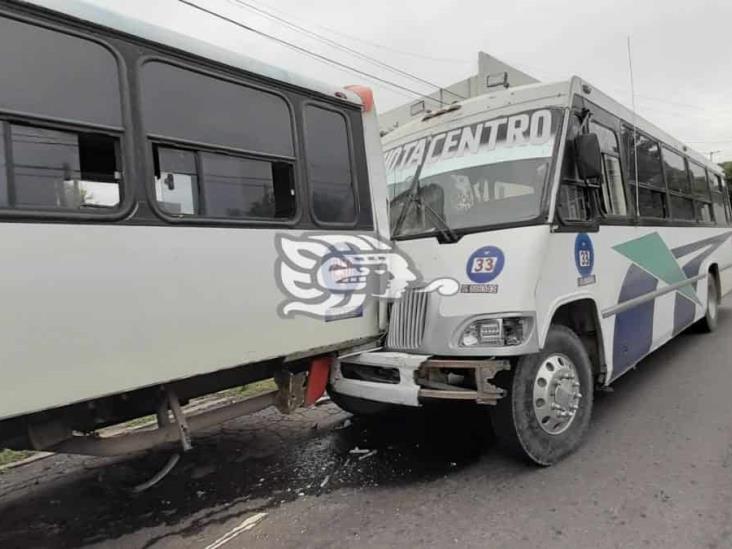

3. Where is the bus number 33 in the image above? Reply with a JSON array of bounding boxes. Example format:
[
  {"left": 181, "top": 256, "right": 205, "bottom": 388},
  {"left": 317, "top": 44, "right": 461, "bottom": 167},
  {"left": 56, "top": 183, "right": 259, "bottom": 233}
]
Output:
[{"left": 471, "top": 257, "right": 497, "bottom": 273}]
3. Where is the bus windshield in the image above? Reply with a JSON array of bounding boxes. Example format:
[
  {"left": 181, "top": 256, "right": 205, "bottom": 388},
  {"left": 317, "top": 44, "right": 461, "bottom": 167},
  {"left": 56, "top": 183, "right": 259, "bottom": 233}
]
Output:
[{"left": 385, "top": 108, "right": 562, "bottom": 239}]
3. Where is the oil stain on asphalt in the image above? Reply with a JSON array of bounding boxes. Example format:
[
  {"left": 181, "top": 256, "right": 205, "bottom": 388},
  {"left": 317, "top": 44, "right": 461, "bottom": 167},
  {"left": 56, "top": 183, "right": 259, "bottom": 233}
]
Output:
[{"left": 0, "top": 402, "right": 494, "bottom": 548}]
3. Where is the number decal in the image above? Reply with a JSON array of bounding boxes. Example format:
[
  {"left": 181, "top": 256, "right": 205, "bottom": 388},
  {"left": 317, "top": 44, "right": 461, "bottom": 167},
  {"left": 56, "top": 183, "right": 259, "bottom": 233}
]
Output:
[
  {"left": 471, "top": 257, "right": 496, "bottom": 273},
  {"left": 466, "top": 246, "right": 505, "bottom": 283}
]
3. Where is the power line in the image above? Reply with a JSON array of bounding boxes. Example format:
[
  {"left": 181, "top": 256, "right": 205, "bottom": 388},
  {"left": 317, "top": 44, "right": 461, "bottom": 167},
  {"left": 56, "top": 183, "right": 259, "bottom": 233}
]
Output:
[
  {"left": 227, "top": 0, "right": 466, "bottom": 101},
  {"left": 234, "top": 0, "right": 470, "bottom": 64},
  {"left": 178, "top": 0, "right": 449, "bottom": 107}
]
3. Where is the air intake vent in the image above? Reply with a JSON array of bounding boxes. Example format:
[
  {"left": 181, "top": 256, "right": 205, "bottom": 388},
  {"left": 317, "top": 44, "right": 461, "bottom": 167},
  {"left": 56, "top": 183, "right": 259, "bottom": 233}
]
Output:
[{"left": 387, "top": 289, "right": 429, "bottom": 350}]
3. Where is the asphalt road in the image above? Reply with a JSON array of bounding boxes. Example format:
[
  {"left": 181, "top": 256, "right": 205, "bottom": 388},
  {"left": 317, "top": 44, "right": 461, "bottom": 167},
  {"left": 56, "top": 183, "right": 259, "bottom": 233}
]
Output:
[{"left": 1, "top": 305, "right": 732, "bottom": 549}]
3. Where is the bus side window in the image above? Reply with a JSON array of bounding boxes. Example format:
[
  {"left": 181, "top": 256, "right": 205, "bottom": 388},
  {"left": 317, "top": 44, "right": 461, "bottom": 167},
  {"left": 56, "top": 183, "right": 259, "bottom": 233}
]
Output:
[
  {"left": 688, "top": 162, "right": 713, "bottom": 223},
  {"left": 152, "top": 145, "right": 295, "bottom": 220},
  {"left": 303, "top": 105, "right": 357, "bottom": 224},
  {"left": 662, "top": 147, "right": 694, "bottom": 221},
  {"left": 622, "top": 127, "right": 667, "bottom": 219},
  {"left": 714, "top": 173, "right": 732, "bottom": 224},
  {"left": 589, "top": 122, "right": 627, "bottom": 217},
  {"left": 557, "top": 115, "right": 592, "bottom": 222},
  {"left": 154, "top": 146, "right": 198, "bottom": 215},
  {"left": 4, "top": 123, "right": 121, "bottom": 211}
]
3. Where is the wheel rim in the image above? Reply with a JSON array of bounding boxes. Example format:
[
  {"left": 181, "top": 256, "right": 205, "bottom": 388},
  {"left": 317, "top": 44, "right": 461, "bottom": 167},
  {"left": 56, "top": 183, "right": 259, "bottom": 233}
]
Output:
[
  {"left": 532, "top": 354, "right": 582, "bottom": 435},
  {"left": 708, "top": 278, "right": 718, "bottom": 322}
]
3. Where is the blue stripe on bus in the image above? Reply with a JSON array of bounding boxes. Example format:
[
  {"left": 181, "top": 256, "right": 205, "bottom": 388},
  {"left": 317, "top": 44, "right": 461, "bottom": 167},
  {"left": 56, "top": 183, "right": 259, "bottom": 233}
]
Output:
[{"left": 612, "top": 264, "right": 658, "bottom": 380}]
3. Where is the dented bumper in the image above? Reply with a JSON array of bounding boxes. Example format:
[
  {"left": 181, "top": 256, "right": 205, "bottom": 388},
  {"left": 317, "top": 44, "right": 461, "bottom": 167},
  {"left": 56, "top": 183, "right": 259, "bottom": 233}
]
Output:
[{"left": 331, "top": 351, "right": 511, "bottom": 407}]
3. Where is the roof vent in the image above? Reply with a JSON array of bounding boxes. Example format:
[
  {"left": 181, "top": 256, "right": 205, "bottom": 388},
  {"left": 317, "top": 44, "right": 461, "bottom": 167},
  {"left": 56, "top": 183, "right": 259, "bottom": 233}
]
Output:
[{"left": 486, "top": 72, "right": 509, "bottom": 89}]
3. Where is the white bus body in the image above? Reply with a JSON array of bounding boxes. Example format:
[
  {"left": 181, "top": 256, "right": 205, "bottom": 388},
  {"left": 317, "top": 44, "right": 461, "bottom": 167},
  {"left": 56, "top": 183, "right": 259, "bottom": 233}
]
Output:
[
  {"left": 330, "top": 77, "right": 732, "bottom": 464},
  {"left": 0, "top": 0, "right": 387, "bottom": 454}
]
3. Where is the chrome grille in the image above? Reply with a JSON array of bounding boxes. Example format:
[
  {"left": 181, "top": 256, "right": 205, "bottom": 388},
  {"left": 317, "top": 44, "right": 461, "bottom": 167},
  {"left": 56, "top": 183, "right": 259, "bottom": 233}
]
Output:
[{"left": 387, "top": 289, "right": 429, "bottom": 350}]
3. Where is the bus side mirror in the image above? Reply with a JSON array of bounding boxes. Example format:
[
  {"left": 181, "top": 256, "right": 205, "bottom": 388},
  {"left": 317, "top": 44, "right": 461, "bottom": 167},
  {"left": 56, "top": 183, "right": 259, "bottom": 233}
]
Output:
[{"left": 575, "top": 133, "right": 603, "bottom": 181}]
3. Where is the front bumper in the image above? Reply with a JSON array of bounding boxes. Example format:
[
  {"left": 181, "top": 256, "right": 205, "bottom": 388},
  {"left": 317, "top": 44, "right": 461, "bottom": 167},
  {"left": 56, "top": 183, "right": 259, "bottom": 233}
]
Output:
[{"left": 330, "top": 351, "right": 511, "bottom": 407}]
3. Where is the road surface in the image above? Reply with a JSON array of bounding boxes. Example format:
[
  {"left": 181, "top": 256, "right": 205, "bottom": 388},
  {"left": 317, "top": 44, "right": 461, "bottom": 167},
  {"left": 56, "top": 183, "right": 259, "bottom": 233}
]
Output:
[{"left": 1, "top": 306, "right": 731, "bottom": 549}]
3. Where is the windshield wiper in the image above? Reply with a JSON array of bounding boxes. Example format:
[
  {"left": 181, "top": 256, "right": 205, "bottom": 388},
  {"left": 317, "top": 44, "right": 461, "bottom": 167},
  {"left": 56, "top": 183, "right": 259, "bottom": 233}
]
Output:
[{"left": 392, "top": 149, "right": 458, "bottom": 244}]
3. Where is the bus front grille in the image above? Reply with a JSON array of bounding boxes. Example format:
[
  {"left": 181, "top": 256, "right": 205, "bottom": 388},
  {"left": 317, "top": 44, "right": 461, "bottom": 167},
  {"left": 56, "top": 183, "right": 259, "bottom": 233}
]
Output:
[{"left": 387, "top": 289, "right": 429, "bottom": 350}]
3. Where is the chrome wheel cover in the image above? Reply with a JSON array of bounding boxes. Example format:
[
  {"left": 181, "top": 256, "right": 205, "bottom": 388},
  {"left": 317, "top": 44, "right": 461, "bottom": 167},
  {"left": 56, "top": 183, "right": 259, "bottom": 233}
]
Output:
[{"left": 532, "top": 354, "right": 582, "bottom": 435}]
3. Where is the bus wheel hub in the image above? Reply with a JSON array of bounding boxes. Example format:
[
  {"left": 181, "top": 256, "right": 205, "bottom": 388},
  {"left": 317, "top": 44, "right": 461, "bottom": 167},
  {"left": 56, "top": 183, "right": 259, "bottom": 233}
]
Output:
[{"left": 532, "top": 354, "right": 582, "bottom": 435}]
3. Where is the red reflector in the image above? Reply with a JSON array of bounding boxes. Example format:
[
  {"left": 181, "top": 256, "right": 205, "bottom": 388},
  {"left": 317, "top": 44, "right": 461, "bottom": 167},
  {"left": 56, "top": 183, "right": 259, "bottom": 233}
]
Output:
[
  {"left": 305, "top": 356, "right": 332, "bottom": 406},
  {"left": 346, "top": 85, "right": 375, "bottom": 113}
]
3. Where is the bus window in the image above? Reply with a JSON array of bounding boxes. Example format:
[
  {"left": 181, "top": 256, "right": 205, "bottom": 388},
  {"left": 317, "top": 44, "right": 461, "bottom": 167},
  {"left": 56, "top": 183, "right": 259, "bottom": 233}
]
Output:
[
  {"left": 688, "top": 162, "right": 713, "bottom": 222},
  {"left": 8, "top": 124, "right": 120, "bottom": 210},
  {"left": 689, "top": 162, "right": 710, "bottom": 197},
  {"left": 152, "top": 146, "right": 295, "bottom": 219},
  {"left": 623, "top": 128, "right": 667, "bottom": 218},
  {"left": 661, "top": 147, "right": 690, "bottom": 193},
  {"left": 154, "top": 147, "right": 198, "bottom": 215},
  {"left": 200, "top": 153, "right": 294, "bottom": 219},
  {"left": 303, "top": 105, "right": 357, "bottom": 224},
  {"left": 589, "top": 122, "right": 626, "bottom": 216},
  {"left": 711, "top": 173, "right": 728, "bottom": 224},
  {"left": 141, "top": 62, "right": 294, "bottom": 157},
  {"left": 0, "top": 17, "right": 121, "bottom": 127}
]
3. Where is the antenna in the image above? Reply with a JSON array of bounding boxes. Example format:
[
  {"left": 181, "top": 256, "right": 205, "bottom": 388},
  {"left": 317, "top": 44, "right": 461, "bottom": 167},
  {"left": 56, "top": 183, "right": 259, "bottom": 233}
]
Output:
[{"left": 627, "top": 36, "right": 640, "bottom": 219}]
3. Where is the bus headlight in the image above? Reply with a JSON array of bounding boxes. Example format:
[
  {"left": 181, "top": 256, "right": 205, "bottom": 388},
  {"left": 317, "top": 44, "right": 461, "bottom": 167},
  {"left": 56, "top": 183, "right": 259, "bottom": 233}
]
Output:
[{"left": 458, "top": 317, "right": 532, "bottom": 348}]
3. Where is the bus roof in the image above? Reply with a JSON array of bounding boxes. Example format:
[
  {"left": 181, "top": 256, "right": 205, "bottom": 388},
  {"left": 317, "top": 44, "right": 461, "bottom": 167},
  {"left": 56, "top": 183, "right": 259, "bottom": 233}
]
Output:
[
  {"left": 384, "top": 76, "right": 722, "bottom": 177},
  {"left": 18, "top": 0, "right": 364, "bottom": 108}
]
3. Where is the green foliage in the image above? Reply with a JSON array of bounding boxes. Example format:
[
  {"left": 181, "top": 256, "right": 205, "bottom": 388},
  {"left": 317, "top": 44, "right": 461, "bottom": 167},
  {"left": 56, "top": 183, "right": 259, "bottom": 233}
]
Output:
[
  {"left": 721, "top": 162, "right": 732, "bottom": 183},
  {"left": 0, "top": 449, "right": 33, "bottom": 468}
]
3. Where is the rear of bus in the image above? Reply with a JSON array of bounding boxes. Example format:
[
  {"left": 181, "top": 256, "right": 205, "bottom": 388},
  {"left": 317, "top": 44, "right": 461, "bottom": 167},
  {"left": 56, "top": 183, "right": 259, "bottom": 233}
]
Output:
[{"left": 0, "top": 0, "right": 387, "bottom": 457}]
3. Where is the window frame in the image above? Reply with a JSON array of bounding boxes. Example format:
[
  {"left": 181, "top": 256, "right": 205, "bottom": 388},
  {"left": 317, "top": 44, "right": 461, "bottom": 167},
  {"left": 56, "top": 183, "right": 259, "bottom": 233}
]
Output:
[
  {"left": 138, "top": 55, "right": 304, "bottom": 228},
  {"left": 149, "top": 138, "right": 298, "bottom": 223},
  {"left": 687, "top": 160, "right": 714, "bottom": 224},
  {"left": 0, "top": 116, "right": 128, "bottom": 219},
  {"left": 661, "top": 146, "right": 696, "bottom": 222},
  {"left": 0, "top": 9, "right": 134, "bottom": 221},
  {"left": 589, "top": 120, "right": 628, "bottom": 220},
  {"left": 301, "top": 100, "right": 361, "bottom": 229},
  {"left": 623, "top": 126, "right": 669, "bottom": 221}
]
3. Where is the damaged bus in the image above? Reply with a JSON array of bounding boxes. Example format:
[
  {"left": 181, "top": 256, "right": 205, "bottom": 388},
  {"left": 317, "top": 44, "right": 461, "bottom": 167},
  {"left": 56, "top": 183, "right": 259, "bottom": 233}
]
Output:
[
  {"left": 0, "top": 0, "right": 388, "bottom": 459},
  {"left": 329, "top": 76, "right": 732, "bottom": 465}
]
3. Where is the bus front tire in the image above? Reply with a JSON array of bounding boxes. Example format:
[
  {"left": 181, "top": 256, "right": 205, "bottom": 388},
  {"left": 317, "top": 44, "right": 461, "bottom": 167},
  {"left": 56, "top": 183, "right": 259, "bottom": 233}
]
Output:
[{"left": 492, "top": 325, "right": 594, "bottom": 466}]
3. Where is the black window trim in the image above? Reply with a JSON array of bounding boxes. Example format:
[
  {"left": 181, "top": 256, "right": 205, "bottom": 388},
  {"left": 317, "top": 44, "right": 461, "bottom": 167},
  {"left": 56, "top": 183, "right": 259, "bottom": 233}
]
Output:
[
  {"left": 0, "top": 9, "right": 135, "bottom": 222},
  {"left": 137, "top": 55, "right": 304, "bottom": 228},
  {"left": 589, "top": 120, "right": 629, "bottom": 220},
  {"left": 302, "top": 100, "right": 361, "bottom": 229},
  {"left": 624, "top": 125, "right": 676, "bottom": 222},
  {"left": 150, "top": 139, "right": 298, "bottom": 223},
  {"left": 0, "top": 116, "right": 130, "bottom": 220}
]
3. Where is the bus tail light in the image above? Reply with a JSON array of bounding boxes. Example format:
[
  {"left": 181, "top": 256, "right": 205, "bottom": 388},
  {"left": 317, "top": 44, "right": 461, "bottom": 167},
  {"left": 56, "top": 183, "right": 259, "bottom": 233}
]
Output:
[
  {"left": 346, "top": 85, "right": 375, "bottom": 113},
  {"left": 304, "top": 356, "right": 332, "bottom": 406}
]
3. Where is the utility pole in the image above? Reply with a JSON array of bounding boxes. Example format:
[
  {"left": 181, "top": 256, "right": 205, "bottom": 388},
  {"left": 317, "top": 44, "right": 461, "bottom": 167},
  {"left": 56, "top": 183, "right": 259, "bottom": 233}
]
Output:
[{"left": 709, "top": 150, "right": 721, "bottom": 162}]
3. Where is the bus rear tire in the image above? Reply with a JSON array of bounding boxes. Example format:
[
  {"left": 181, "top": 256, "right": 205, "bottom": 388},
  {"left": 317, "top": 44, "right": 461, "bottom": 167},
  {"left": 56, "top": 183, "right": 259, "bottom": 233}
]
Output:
[
  {"left": 492, "top": 325, "right": 594, "bottom": 466},
  {"left": 327, "top": 388, "right": 395, "bottom": 417},
  {"left": 696, "top": 272, "right": 719, "bottom": 333}
]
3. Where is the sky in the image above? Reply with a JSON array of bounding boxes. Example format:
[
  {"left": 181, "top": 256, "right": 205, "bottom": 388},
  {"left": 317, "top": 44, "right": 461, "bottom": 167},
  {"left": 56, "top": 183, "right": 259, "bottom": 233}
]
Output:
[{"left": 37, "top": 0, "right": 732, "bottom": 162}]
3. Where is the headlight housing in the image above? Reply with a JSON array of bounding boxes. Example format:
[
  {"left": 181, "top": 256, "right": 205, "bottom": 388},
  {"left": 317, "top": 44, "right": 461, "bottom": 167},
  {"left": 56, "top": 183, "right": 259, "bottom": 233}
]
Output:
[{"left": 458, "top": 317, "right": 532, "bottom": 348}]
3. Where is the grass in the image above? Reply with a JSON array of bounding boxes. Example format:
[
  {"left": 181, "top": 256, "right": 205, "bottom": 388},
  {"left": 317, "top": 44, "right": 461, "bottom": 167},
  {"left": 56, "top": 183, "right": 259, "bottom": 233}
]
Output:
[
  {"left": 0, "top": 449, "right": 34, "bottom": 469},
  {"left": 225, "top": 379, "right": 277, "bottom": 398}
]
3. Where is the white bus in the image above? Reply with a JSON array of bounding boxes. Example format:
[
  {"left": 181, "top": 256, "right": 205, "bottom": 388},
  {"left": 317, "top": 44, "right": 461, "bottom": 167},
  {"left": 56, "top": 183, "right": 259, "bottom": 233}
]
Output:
[
  {"left": 0, "top": 0, "right": 388, "bottom": 457},
  {"left": 329, "top": 76, "right": 732, "bottom": 465}
]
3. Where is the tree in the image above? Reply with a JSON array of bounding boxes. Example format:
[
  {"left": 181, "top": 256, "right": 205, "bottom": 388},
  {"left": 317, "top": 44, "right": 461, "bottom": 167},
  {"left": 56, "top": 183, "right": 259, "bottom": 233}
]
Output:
[{"left": 721, "top": 162, "right": 732, "bottom": 184}]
